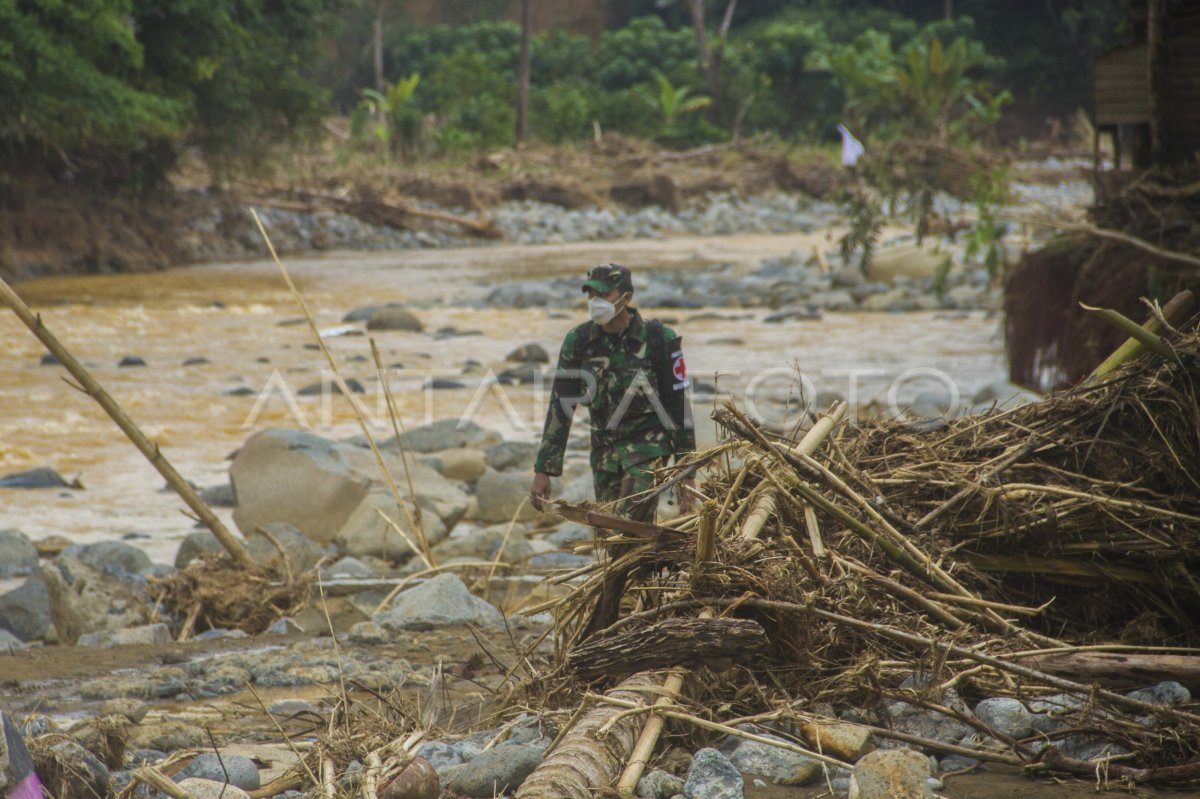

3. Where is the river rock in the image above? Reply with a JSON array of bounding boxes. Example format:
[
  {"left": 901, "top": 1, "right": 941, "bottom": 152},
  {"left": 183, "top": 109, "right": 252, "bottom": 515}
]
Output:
[
  {"left": 809, "top": 289, "right": 857, "bottom": 310},
  {"left": 176, "top": 778, "right": 251, "bottom": 799},
  {"left": 445, "top": 743, "right": 543, "bottom": 798},
  {"left": 245, "top": 522, "right": 326, "bottom": 572},
  {"left": 496, "top": 363, "right": 542, "bottom": 385},
  {"left": 0, "top": 576, "right": 52, "bottom": 641},
  {"left": 973, "top": 697, "right": 1034, "bottom": 739},
  {"left": 0, "top": 467, "right": 72, "bottom": 489},
  {"left": 637, "top": 769, "right": 684, "bottom": 799},
  {"left": 0, "top": 530, "right": 38, "bottom": 576},
  {"left": 420, "top": 448, "right": 487, "bottom": 483},
  {"left": 199, "top": 482, "right": 236, "bottom": 507},
  {"left": 43, "top": 740, "right": 109, "bottom": 799},
  {"left": 336, "top": 491, "right": 448, "bottom": 562},
  {"left": 102, "top": 698, "right": 149, "bottom": 724},
  {"left": 297, "top": 378, "right": 365, "bottom": 396},
  {"left": 372, "top": 573, "right": 503, "bottom": 631},
  {"left": 970, "top": 380, "right": 1039, "bottom": 410},
  {"left": 175, "top": 531, "right": 228, "bottom": 568},
  {"left": 505, "top": 343, "right": 550, "bottom": 363},
  {"left": 546, "top": 522, "right": 591, "bottom": 546},
  {"left": 799, "top": 720, "right": 872, "bottom": 762},
  {"left": 322, "top": 556, "right": 377, "bottom": 579},
  {"left": 344, "top": 303, "right": 400, "bottom": 322},
  {"left": 379, "top": 756, "right": 439, "bottom": 799},
  {"left": 684, "top": 747, "right": 743, "bottom": 799},
  {"left": 862, "top": 287, "right": 917, "bottom": 312},
  {"left": 367, "top": 307, "right": 423, "bottom": 332},
  {"left": 475, "top": 469, "right": 540, "bottom": 523},
  {"left": 348, "top": 621, "right": 389, "bottom": 644},
  {"left": 384, "top": 419, "right": 498, "bottom": 453},
  {"left": 176, "top": 753, "right": 262, "bottom": 791},
  {"left": 430, "top": 524, "right": 533, "bottom": 563},
  {"left": 77, "top": 623, "right": 171, "bottom": 648},
  {"left": 1127, "top": 681, "right": 1190, "bottom": 705},
  {"left": 483, "top": 441, "right": 537, "bottom": 472},
  {"left": 231, "top": 429, "right": 372, "bottom": 545},
  {"left": 64, "top": 540, "right": 152, "bottom": 576},
  {"left": 39, "top": 556, "right": 149, "bottom": 645},
  {"left": 849, "top": 748, "right": 933, "bottom": 799},
  {"left": 0, "top": 629, "right": 24, "bottom": 652},
  {"left": 727, "top": 733, "right": 819, "bottom": 785},
  {"left": 118, "top": 355, "right": 147, "bottom": 367}
]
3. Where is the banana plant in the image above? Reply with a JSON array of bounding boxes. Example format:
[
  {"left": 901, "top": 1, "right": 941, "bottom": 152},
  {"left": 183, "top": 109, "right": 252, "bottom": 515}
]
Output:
[
  {"left": 652, "top": 70, "right": 711, "bottom": 140},
  {"left": 359, "top": 73, "right": 421, "bottom": 151}
]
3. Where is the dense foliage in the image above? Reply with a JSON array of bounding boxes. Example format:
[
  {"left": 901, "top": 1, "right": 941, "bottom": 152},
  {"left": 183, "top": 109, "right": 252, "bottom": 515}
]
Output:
[{"left": 1, "top": 0, "right": 338, "bottom": 185}]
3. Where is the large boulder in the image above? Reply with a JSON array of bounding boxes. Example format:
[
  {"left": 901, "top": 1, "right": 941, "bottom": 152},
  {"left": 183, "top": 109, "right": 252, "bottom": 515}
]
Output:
[
  {"left": 430, "top": 524, "right": 533, "bottom": 564},
  {"left": 39, "top": 556, "right": 150, "bottom": 645},
  {"left": 231, "top": 429, "right": 372, "bottom": 545},
  {"left": 474, "top": 470, "right": 540, "bottom": 524},
  {"left": 337, "top": 491, "right": 448, "bottom": 562},
  {"left": 420, "top": 448, "right": 487, "bottom": 483},
  {"left": 0, "top": 530, "right": 38, "bottom": 576},
  {"left": 0, "top": 577, "right": 52, "bottom": 641},
  {"left": 372, "top": 574, "right": 503, "bottom": 631},
  {"left": 385, "top": 419, "right": 498, "bottom": 454},
  {"left": 62, "top": 541, "right": 152, "bottom": 576}
]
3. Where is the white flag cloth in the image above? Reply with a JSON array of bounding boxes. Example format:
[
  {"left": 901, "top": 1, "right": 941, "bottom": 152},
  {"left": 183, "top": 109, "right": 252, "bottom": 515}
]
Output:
[{"left": 837, "top": 123, "right": 865, "bottom": 167}]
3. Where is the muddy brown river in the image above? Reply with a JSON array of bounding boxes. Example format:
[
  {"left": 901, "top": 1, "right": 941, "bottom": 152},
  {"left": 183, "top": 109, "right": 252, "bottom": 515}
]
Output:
[{"left": 1, "top": 232, "right": 1005, "bottom": 567}]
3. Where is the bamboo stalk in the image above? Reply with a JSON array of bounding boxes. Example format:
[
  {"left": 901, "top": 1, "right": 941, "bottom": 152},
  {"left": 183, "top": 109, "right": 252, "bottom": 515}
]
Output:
[
  {"left": 802, "top": 503, "right": 825, "bottom": 557},
  {"left": 615, "top": 669, "right": 686, "bottom": 797},
  {"left": 251, "top": 210, "right": 435, "bottom": 566},
  {"left": 1081, "top": 303, "right": 1180, "bottom": 364},
  {"left": 1089, "top": 291, "right": 1194, "bottom": 378},
  {"left": 695, "top": 502, "right": 717, "bottom": 567},
  {"left": 0, "top": 275, "right": 257, "bottom": 569}
]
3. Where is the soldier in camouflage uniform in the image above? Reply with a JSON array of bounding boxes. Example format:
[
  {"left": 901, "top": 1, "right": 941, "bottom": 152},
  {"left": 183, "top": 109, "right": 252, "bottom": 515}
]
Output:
[
  {"left": 530, "top": 263, "right": 695, "bottom": 518},
  {"left": 530, "top": 264, "right": 695, "bottom": 638}
]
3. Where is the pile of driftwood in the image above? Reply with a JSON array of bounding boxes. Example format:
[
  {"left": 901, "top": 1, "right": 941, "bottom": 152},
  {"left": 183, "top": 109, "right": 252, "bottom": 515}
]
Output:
[{"left": 493, "top": 302, "right": 1200, "bottom": 796}]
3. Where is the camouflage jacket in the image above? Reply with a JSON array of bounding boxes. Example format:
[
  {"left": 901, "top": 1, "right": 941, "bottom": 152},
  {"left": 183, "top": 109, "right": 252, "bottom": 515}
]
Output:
[{"left": 534, "top": 308, "right": 695, "bottom": 476}]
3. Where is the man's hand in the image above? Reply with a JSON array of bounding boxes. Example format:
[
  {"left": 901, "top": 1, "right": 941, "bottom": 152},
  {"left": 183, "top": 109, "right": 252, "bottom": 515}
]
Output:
[{"left": 530, "top": 472, "right": 552, "bottom": 512}]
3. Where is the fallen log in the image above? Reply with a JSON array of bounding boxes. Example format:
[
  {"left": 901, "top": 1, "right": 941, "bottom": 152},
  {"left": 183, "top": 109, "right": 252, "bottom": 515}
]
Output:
[
  {"left": 1025, "top": 651, "right": 1200, "bottom": 694},
  {"left": 567, "top": 617, "right": 769, "bottom": 678},
  {"left": 514, "top": 674, "right": 659, "bottom": 799}
]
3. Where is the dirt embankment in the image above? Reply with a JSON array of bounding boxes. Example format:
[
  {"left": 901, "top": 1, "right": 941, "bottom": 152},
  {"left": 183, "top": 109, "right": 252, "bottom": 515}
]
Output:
[{"left": 0, "top": 135, "right": 850, "bottom": 284}]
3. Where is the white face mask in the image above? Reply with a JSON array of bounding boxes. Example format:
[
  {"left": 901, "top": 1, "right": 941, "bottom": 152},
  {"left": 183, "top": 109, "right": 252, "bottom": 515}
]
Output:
[
  {"left": 589, "top": 297, "right": 618, "bottom": 324},
  {"left": 588, "top": 292, "right": 628, "bottom": 325}
]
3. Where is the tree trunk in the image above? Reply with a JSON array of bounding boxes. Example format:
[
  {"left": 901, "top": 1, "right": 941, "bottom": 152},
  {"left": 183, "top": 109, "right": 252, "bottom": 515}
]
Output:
[
  {"left": 515, "top": 674, "right": 660, "bottom": 799},
  {"left": 373, "top": 0, "right": 385, "bottom": 92},
  {"left": 1147, "top": 0, "right": 1169, "bottom": 165},
  {"left": 1027, "top": 651, "right": 1200, "bottom": 694},
  {"left": 567, "top": 617, "right": 768, "bottom": 678},
  {"left": 687, "top": 0, "right": 737, "bottom": 128},
  {"left": 515, "top": 0, "right": 533, "bottom": 146}
]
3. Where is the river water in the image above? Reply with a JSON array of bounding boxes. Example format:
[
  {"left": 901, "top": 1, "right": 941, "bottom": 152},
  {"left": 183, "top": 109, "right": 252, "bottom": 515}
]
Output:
[{"left": 0, "top": 232, "right": 1007, "bottom": 566}]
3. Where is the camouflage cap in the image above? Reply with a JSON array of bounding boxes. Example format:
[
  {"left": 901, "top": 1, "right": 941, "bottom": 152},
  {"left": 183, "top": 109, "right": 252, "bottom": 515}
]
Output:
[{"left": 582, "top": 263, "right": 633, "bottom": 294}]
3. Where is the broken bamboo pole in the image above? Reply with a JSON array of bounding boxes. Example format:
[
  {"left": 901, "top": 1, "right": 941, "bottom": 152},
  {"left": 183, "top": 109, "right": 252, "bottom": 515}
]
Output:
[
  {"left": 1086, "top": 290, "right": 1194, "bottom": 378},
  {"left": 616, "top": 670, "right": 685, "bottom": 798},
  {"left": 0, "top": 275, "right": 257, "bottom": 570}
]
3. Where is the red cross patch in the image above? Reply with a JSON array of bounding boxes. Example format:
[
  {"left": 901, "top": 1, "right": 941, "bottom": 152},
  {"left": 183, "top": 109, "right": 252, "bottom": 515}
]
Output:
[{"left": 672, "top": 353, "right": 687, "bottom": 382}]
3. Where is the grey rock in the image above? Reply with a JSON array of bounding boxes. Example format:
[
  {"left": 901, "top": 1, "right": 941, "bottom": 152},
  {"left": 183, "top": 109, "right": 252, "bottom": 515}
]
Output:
[
  {"left": 63, "top": 540, "right": 152, "bottom": 576},
  {"left": 431, "top": 524, "right": 533, "bottom": 564},
  {"left": 728, "top": 733, "right": 819, "bottom": 785},
  {"left": 176, "top": 753, "right": 261, "bottom": 791},
  {"left": 0, "top": 530, "right": 38, "bottom": 576},
  {"left": 1028, "top": 694, "right": 1082, "bottom": 733},
  {"left": 119, "top": 355, "right": 147, "bottom": 367},
  {"left": 446, "top": 743, "right": 543, "bottom": 797},
  {"left": 183, "top": 356, "right": 211, "bottom": 366},
  {"left": 415, "top": 740, "right": 463, "bottom": 772},
  {"left": 0, "top": 629, "right": 25, "bottom": 652},
  {"left": 101, "top": 698, "right": 149, "bottom": 723},
  {"left": 1127, "top": 681, "right": 1190, "bottom": 706},
  {"left": 297, "top": 378, "right": 365, "bottom": 396},
  {"left": 372, "top": 573, "right": 503, "bottom": 631},
  {"left": 348, "top": 621, "right": 389, "bottom": 644},
  {"left": 268, "top": 699, "right": 321, "bottom": 719},
  {"left": 809, "top": 290, "right": 857, "bottom": 311},
  {"left": 546, "top": 522, "right": 592, "bottom": 546},
  {"left": 384, "top": 419, "right": 497, "bottom": 454},
  {"left": 830, "top": 264, "right": 864, "bottom": 288},
  {"left": 496, "top": 363, "right": 542, "bottom": 385},
  {"left": 763, "top": 307, "right": 821, "bottom": 323},
  {"left": 193, "top": 628, "right": 249, "bottom": 641},
  {"left": 230, "top": 429, "right": 372, "bottom": 546},
  {"left": 175, "top": 531, "right": 227, "bottom": 568},
  {"left": 366, "top": 307, "right": 423, "bottom": 332},
  {"left": 47, "top": 740, "right": 110, "bottom": 798},
  {"left": 484, "top": 440, "right": 538, "bottom": 472},
  {"left": 424, "top": 378, "right": 465, "bottom": 390},
  {"left": 1057, "top": 734, "right": 1130, "bottom": 762},
  {"left": 176, "top": 778, "right": 251, "bottom": 799},
  {"left": 343, "top": 303, "right": 402, "bottom": 323},
  {"left": 505, "top": 343, "right": 550, "bottom": 364},
  {"left": 77, "top": 623, "right": 171, "bottom": 648},
  {"left": 974, "top": 697, "right": 1033, "bottom": 739},
  {"left": 475, "top": 469, "right": 540, "bottom": 524},
  {"left": 245, "top": 522, "right": 325, "bottom": 572},
  {"left": 684, "top": 748, "right": 743, "bottom": 799},
  {"left": 850, "top": 748, "right": 933, "bottom": 799},
  {"left": 0, "top": 467, "right": 72, "bottom": 489},
  {"left": 336, "top": 491, "right": 448, "bottom": 562},
  {"left": 638, "top": 769, "right": 685, "bottom": 799},
  {"left": 970, "top": 380, "right": 1039, "bottom": 410},
  {"left": 321, "top": 556, "right": 377, "bottom": 579},
  {"left": 199, "top": 483, "right": 236, "bottom": 508},
  {"left": 0, "top": 576, "right": 52, "bottom": 641},
  {"left": 937, "top": 754, "right": 979, "bottom": 772},
  {"left": 39, "top": 556, "right": 149, "bottom": 645}
]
